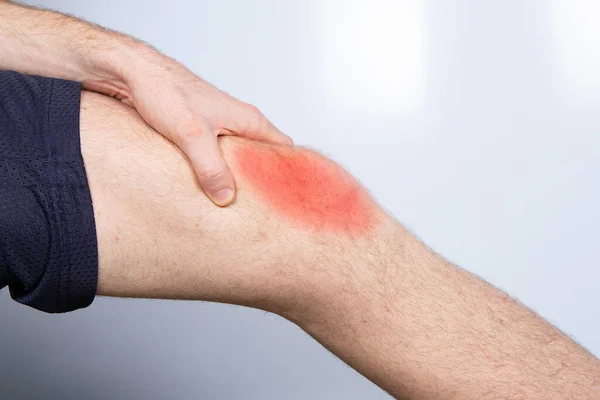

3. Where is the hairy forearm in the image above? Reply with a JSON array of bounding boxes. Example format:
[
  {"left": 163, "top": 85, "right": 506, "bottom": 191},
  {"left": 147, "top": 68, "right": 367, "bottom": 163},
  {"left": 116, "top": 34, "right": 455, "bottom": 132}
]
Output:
[
  {"left": 0, "top": 2, "right": 157, "bottom": 94},
  {"left": 295, "top": 228, "right": 600, "bottom": 399}
]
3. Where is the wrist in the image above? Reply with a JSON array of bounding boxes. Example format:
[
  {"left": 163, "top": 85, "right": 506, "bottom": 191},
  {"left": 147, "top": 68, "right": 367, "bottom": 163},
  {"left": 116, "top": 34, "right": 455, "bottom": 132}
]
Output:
[{"left": 78, "top": 30, "right": 160, "bottom": 86}]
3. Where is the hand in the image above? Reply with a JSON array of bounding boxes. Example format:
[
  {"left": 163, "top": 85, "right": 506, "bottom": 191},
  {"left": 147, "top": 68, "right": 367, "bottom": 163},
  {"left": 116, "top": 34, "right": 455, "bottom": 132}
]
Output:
[
  {"left": 0, "top": 1, "right": 292, "bottom": 206},
  {"left": 83, "top": 53, "right": 293, "bottom": 206}
]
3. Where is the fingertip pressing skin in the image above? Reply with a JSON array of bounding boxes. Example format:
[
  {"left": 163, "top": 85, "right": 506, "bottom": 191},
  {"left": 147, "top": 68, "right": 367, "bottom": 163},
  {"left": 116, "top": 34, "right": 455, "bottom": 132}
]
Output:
[
  {"left": 212, "top": 187, "right": 235, "bottom": 206},
  {"left": 229, "top": 139, "right": 376, "bottom": 235}
]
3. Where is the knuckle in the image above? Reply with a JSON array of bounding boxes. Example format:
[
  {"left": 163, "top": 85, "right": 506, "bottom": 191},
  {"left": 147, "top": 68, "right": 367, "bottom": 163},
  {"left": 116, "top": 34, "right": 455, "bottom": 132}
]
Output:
[
  {"left": 197, "top": 166, "right": 228, "bottom": 184},
  {"left": 246, "top": 104, "right": 265, "bottom": 122},
  {"left": 245, "top": 103, "right": 261, "bottom": 116},
  {"left": 243, "top": 104, "right": 268, "bottom": 132},
  {"left": 176, "top": 120, "right": 210, "bottom": 143}
]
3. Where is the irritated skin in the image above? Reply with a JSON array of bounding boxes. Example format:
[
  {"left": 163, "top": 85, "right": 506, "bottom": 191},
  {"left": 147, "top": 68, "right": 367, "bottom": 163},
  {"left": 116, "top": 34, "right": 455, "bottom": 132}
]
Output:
[
  {"left": 81, "top": 92, "right": 600, "bottom": 400},
  {"left": 233, "top": 142, "right": 375, "bottom": 235}
]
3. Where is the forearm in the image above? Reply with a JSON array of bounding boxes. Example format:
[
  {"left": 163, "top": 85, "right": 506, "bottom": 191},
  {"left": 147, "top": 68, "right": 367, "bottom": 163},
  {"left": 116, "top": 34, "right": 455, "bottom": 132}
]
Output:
[
  {"left": 296, "top": 228, "right": 600, "bottom": 399},
  {"left": 0, "top": 2, "right": 158, "bottom": 94}
]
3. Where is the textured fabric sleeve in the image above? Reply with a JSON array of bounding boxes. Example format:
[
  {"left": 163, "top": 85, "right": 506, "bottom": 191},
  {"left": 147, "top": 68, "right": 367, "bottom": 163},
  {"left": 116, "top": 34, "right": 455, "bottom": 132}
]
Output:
[{"left": 0, "top": 70, "right": 98, "bottom": 313}]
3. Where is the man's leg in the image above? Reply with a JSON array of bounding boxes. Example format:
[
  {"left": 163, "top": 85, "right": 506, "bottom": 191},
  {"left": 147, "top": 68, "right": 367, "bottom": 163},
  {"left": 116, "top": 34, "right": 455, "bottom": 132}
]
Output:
[
  {"left": 80, "top": 91, "right": 600, "bottom": 399},
  {"left": 80, "top": 90, "right": 389, "bottom": 313}
]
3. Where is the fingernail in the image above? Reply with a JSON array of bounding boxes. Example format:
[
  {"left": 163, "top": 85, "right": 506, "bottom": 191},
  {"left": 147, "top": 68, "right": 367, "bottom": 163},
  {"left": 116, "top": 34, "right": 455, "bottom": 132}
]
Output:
[{"left": 213, "top": 188, "right": 234, "bottom": 204}]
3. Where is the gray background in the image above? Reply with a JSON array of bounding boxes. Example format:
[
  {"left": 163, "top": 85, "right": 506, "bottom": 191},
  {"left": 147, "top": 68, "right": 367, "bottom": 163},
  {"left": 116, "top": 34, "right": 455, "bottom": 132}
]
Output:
[{"left": 2, "top": 0, "right": 599, "bottom": 399}]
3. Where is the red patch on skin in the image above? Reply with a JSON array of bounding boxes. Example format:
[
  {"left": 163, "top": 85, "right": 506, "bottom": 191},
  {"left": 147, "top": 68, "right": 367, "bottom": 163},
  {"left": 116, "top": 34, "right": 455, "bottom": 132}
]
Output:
[{"left": 234, "top": 143, "right": 375, "bottom": 235}]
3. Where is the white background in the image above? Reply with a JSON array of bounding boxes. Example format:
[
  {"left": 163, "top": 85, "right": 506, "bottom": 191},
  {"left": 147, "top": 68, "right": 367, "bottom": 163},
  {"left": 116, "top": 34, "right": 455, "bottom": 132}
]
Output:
[{"left": 2, "top": 1, "right": 599, "bottom": 398}]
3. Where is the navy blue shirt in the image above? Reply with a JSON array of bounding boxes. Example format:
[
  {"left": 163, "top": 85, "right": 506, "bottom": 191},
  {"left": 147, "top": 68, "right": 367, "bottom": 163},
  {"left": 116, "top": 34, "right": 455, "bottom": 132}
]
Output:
[{"left": 0, "top": 71, "right": 98, "bottom": 313}]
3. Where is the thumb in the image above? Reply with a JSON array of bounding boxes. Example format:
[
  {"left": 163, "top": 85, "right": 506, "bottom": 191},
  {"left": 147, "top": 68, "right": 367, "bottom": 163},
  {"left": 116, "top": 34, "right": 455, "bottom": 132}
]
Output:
[{"left": 175, "top": 121, "right": 236, "bottom": 206}]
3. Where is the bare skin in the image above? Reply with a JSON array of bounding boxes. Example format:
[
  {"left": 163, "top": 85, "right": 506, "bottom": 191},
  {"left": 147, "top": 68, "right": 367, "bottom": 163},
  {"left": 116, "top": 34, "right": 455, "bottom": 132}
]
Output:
[
  {"left": 0, "top": 0, "right": 291, "bottom": 206},
  {"left": 80, "top": 91, "right": 600, "bottom": 399}
]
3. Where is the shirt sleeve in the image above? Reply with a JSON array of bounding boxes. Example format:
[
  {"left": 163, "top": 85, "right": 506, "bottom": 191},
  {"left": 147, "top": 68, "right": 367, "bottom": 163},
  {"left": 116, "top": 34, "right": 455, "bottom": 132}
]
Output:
[{"left": 0, "top": 70, "right": 98, "bottom": 313}]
